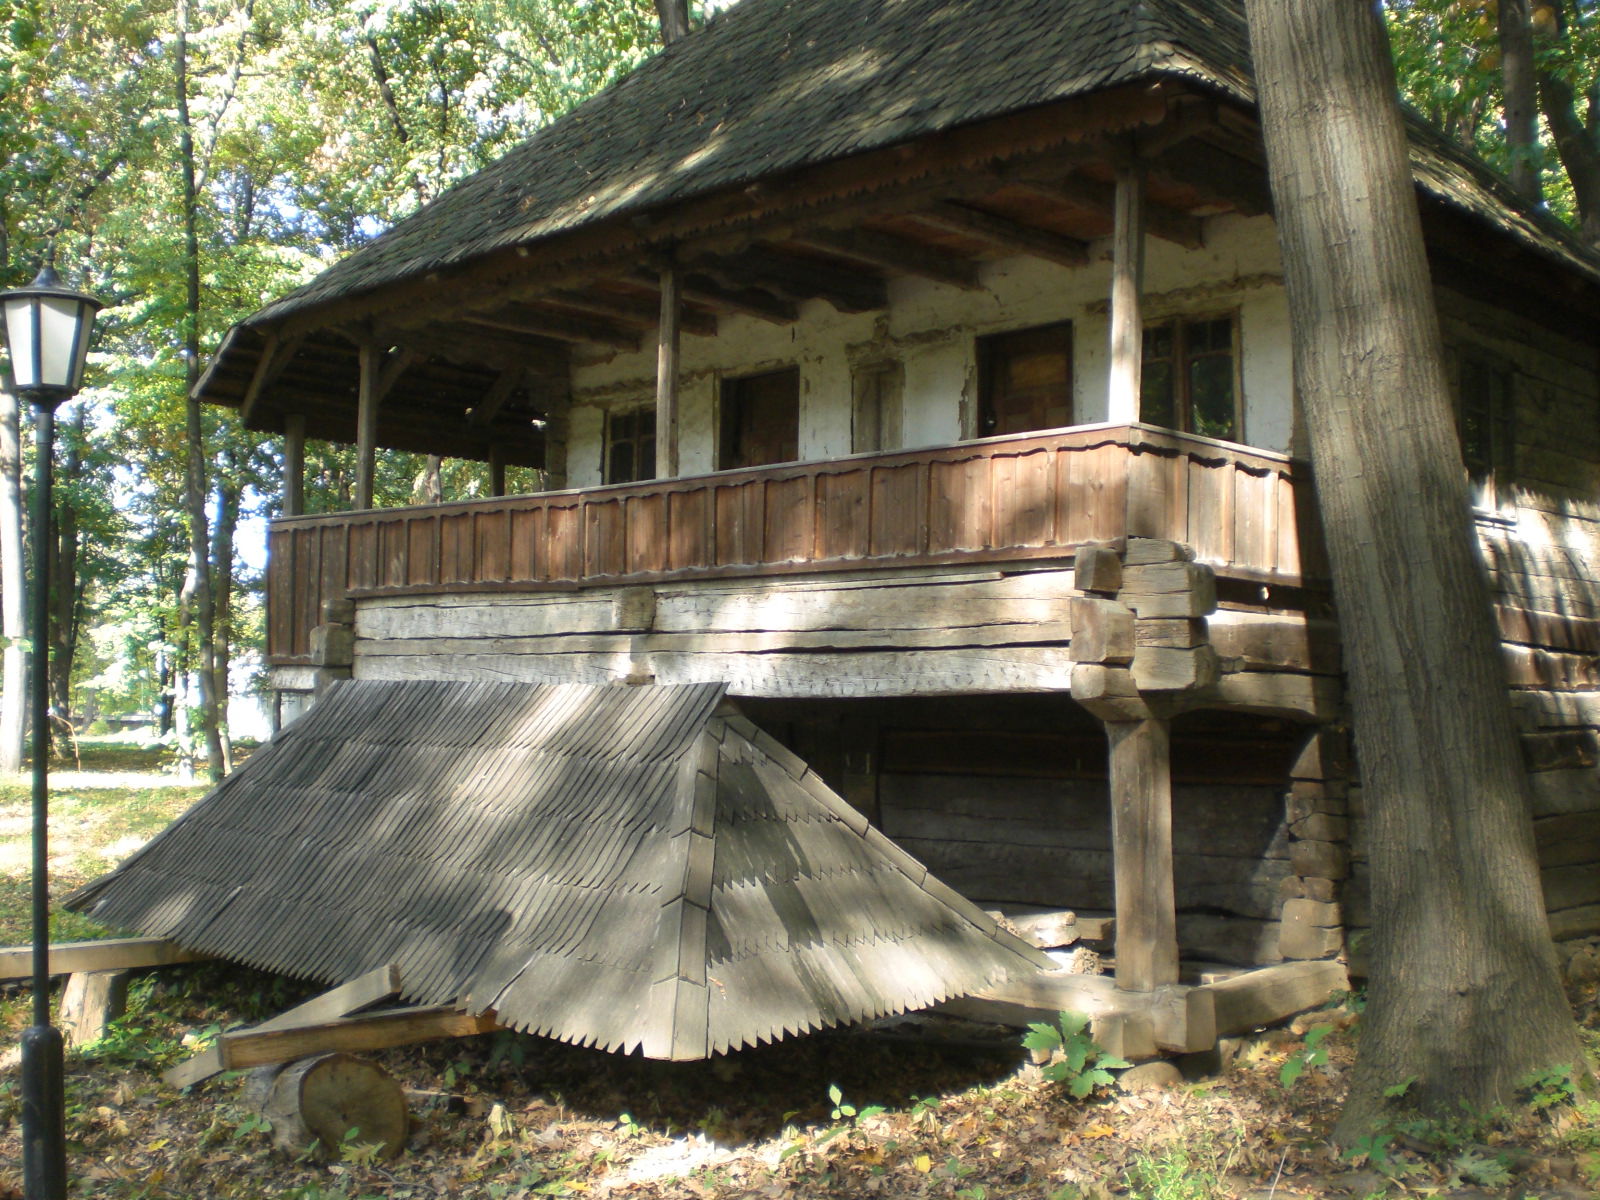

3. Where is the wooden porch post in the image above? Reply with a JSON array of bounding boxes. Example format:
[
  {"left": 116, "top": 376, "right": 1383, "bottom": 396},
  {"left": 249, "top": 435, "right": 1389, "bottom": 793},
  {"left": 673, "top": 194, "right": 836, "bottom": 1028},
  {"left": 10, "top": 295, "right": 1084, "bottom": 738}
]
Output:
[
  {"left": 1106, "top": 163, "right": 1147, "bottom": 425},
  {"left": 656, "top": 264, "right": 681, "bottom": 479},
  {"left": 355, "top": 341, "right": 381, "bottom": 510},
  {"left": 489, "top": 446, "right": 507, "bottom": 497},
  {"left": 284, "top": 413, "right": 306, "bottom": 518},
  {"left": 1106, "top": 716, "right": 1178, "bottom": 991}
]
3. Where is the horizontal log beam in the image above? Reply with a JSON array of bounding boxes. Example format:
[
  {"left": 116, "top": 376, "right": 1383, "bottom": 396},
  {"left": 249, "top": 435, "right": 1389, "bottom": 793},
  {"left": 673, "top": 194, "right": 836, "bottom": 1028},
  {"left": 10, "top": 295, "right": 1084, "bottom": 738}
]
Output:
[
  {"left": 794, "top": 227, "right": 982, "bottom": 290},
  {"left": 1020, "top": 178, "right": 1205, "bottom": 248},
  {"left": 689, "top": 248, "right": 888, "bottom": 314},
  {"left": 467, "top": 303, "right": 641, "bottom": 351},
  {"left": 914, "top": 202, "right": 1090, "bottom": 267},
  {"left": 219, "top": 1005, "right": 500, "bottom": 1070},
  {"left": 670, "top": 272, "right": 798, "bottom": 324},
  {"left": 547, "top": 288, "right": 719, "bottom": 337}
]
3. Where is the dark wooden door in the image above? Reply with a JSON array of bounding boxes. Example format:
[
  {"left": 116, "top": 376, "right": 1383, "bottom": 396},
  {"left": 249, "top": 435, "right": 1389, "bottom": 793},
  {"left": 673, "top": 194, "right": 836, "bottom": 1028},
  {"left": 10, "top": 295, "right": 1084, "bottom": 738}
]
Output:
[{"left": 721, "top": 367, "right": 800, "bottom": 469}]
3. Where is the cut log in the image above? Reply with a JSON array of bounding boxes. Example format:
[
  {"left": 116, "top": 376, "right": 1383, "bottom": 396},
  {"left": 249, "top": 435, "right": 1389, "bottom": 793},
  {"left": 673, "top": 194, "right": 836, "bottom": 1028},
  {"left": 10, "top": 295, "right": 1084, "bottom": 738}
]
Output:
[
  {"left": 59, "top": 970, "right": 129, "bottom": 1048},
  {"left": 1198, "top": 960, "right": 1349, "bottom": 1036},
  {"left": 246, "top": 1053, "right": 408, "bottom": 1160},
  {"left": 220, "top": 1005, "right": 499, "bottom": 1071}
]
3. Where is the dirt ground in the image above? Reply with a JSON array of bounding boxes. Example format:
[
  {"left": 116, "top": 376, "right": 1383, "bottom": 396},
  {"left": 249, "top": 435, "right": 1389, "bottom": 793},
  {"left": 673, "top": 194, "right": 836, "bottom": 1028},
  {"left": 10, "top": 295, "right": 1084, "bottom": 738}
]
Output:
[{"left": 1, "top": 958, "right": 1597, "bottom": 1200}]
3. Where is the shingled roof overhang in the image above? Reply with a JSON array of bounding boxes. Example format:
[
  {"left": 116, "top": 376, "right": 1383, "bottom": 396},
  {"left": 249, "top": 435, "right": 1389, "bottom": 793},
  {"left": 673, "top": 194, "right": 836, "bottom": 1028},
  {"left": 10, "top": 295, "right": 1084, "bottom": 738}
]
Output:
[
  {"left": 69, "top": 681, "right": 1053, "bottom": 1059},
  {"left": 198, "top": 0, "right": 1600, "bottom": 448}
]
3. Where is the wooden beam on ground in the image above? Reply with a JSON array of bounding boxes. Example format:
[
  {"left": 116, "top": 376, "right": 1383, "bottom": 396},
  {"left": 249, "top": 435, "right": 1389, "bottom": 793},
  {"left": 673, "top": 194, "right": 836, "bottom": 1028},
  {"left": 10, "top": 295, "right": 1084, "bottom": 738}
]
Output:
[
  {"left": 794, "top": 228, "right": 982, "bottom": 290},
  {"left": 913, "top": 202, "right": 1090, "bottom": 267},
  {"left": 656, "top": 264, "right": 681, "bottom": 479},
  {"left": 355, "top": 340, "right": 381, "bottom": 510},
  {"left": 1106, "top": 163, "right": 1146, "bottom": 424},
  {"left": 1107, "top": 715, "right": 1178, "bottom": 991},
  {"left": 164, "top": 963, "right": 404, "bottom": 1089},
  {"left": 937, "top": 972, "right": 1212, "bottom": 1056},
  {"left": 283, "top": 413, "right": 306, "bottom": 519},
  {"left": 0, "top": 936, "right": 208, "bottom": 982},
  {"left": 1198, "top": 960, "right": 1349, "bottom": 1036},
  {"left": 218, "top": 1005, "right": 499, "bottom": 1071}
]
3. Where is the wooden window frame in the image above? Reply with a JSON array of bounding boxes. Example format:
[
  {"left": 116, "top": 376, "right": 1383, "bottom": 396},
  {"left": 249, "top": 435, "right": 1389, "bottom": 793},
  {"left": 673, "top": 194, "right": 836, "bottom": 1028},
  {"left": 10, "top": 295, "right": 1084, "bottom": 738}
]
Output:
[
  {"left": 850, "top": 360, "right": 904, "bottom": 453},
  {"left": 603, "top": 405, "right": 656, "bottom": 485},
  {"left": 1139, "top": 311, "right": 1242, "bottom": 443}
]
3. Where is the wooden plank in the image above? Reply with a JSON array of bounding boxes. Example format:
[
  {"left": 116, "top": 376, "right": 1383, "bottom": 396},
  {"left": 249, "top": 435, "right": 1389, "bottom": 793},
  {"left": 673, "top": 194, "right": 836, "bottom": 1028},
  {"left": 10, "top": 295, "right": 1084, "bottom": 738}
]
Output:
[
  {"left": 928, "top": 457, "right": 992, "bottom": 552},
  {"left": 0, "top": 937, "right": 208, "bottom": 983},
  {"left": 1107, "top": 717, "right": 1178, "bottom": 991},
  {"left": 218, "top": 1005, "right": 500, "bottom": 1071},
  {"left": 714, "top": 480, "right": 765, "bottom": 566},
  {"left": 868, "top": 461, "right": 925, "bottom": 557},
  {"left": 763, "top": 475, "right": 814, "bottom": 563},
  {"left": 509, "top": 508, "right": 541, "bottom": 580},
  {"left": 992, "top": 447, "right": 1055, "bottom": 548},
  {"left": 815, "top": 469, "right": 870, "bottom": 561},
  {"left": 668, "top": 488, "right": 711, "bottom": 570},
  {"left": 475, "top": 510, "right": 511, "bottom": 582},
  {"left": 626, "top": 493, "right": 668, "bottom": 574},
  {"left": 408, "top": 515, "right": 439, "bottom": 586},
  {"left": 165, "top": 964, "right": 405, "bottom": 1089},
  {"left": 584, "top": 497, "right": 627, "bottom": 578},
  {"left": 1199, "top": 960, "right": 1349, "bottom": 1035}
]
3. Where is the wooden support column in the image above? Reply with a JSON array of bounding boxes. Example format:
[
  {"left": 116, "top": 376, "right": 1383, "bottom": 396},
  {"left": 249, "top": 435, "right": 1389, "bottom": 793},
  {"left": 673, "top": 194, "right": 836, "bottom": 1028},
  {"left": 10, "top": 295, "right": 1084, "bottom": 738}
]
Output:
[
  {"left": 655, "top": 264, "right": 681, "bottom": 479},
  {"left": 489, "top": 445, "right": 507, "bottom": 497},
  {"left": 1107, "top": 716, "right": 1178, "bottom": 991},
  {"left": 283, "top": 413, "right": 306, "bottom": 518},
  {"left": 355, "top": 341, "right": 382, "bottom": 511},
  {"left": 1107, "top": 163, "right": 1147, "bottom": 425}
]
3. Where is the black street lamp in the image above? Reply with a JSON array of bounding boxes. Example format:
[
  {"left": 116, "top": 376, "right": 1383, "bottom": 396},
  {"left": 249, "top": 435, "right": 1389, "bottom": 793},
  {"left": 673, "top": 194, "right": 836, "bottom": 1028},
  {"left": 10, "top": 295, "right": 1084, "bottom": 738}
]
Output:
[{"left": 1, "top": 263, "right": 103, "bottom": 1200}]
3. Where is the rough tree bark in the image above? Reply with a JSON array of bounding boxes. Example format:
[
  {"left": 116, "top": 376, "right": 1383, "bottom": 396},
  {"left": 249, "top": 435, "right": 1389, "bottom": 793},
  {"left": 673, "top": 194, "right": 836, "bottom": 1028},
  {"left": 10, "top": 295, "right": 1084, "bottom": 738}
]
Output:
[
  {"left": 1497, "top": 0, "right": 1541, "bottom": 203},
  {"left": 655, "top": 0, "right": 689, "bottom": 45},
  {"left": 176, "top": 0, "right": 225, "bottom": 782},
  {"left": 0, "top": 385, "right": 25, "bottom": 773},
  {"left": 1242, "top": 0, "right": 1584, "bottom": 1141}
]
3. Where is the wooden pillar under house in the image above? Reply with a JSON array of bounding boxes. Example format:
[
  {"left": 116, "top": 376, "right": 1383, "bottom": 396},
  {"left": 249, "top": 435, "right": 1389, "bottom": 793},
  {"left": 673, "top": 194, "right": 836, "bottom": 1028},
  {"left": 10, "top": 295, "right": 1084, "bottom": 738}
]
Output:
[
  {"left": 1106, "top": 716, "right": 1178, "bottom": 991},
  {"left": 284, "top": 413, "right": 306, "bottom": 519},
  {"left": 656, "top": 264, "right": 681, "bottom": 479},
  {"left": 1106, "top": 162, "right": 1147, "bottom": 425},
  {"left": 355, "top": 341, "right": 382, "bottom": 511}
]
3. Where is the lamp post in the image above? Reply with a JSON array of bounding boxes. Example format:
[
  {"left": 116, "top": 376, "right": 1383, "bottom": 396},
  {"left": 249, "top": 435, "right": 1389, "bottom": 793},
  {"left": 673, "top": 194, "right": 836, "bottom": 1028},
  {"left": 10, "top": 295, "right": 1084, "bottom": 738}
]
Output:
[{"left": 0, "top": 263, "right": 103, "bottom": 1200}]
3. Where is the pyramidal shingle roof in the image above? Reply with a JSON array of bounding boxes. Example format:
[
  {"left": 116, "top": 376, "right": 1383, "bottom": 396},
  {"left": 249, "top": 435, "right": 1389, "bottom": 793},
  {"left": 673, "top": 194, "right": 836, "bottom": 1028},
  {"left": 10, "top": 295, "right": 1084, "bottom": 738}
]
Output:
[{"left": 69, "top": 681, "right": 1052, "bottom": 1059}]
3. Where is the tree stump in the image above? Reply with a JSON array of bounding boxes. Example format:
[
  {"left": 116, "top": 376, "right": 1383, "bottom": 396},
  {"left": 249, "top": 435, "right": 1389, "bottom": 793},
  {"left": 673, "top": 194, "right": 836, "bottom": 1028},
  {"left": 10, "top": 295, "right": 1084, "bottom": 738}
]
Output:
[
  {"left": 59, "top": 970, "right": 129, "bottom": 1048},
  {"left": 244, "top": 1053, "right": 408, "bottom": 1160}
]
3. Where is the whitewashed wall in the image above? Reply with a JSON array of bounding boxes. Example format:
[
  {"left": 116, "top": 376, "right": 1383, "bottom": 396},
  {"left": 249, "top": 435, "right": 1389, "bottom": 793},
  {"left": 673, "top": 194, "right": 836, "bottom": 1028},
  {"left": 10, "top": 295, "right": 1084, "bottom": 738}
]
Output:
[{"left": 563, "top": 213, "right": 1294, "bottom": 486}]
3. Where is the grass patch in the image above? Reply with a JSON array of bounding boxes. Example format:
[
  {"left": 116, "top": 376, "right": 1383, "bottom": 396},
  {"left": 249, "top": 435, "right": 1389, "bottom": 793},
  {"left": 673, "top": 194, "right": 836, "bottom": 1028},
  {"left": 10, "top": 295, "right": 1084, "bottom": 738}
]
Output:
[{"left": 0, "top": 773, "right": 205, "bottom": 945}]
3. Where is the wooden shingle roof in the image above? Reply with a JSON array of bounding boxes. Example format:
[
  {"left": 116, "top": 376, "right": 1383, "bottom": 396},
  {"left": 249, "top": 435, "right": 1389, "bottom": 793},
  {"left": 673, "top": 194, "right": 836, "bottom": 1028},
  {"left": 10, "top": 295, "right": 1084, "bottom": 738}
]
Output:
[
  {"left": 69, "top": 681, "right": 1051, "bottom": 1059},
  {"left": 238, "top": 0, "right": 1597, "bottom": 334}
]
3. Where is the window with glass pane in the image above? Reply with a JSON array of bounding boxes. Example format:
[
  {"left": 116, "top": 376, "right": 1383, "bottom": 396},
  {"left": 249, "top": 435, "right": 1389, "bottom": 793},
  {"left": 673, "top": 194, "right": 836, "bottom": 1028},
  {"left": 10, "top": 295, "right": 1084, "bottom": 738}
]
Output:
[
  {"left": 605, "top": 408, "right": 656, "bottom": 484},
  {"left": 1139, "top": 314, "right": 1239, "bottom": 441}
]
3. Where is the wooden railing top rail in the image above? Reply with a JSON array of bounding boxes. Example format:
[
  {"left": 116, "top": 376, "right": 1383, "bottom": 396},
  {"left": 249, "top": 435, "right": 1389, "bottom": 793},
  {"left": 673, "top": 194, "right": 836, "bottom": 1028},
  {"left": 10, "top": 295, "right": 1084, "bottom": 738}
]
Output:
[{"left": 268, "top": 423, "right": 1302, "bottom": 531}]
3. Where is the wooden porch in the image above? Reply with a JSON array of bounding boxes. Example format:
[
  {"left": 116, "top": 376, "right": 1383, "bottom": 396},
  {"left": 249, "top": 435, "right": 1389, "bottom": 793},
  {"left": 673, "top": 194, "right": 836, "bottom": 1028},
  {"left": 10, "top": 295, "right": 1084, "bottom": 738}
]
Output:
[{"left": 265, "top": 422, "right": 1326, "bottom": 666}]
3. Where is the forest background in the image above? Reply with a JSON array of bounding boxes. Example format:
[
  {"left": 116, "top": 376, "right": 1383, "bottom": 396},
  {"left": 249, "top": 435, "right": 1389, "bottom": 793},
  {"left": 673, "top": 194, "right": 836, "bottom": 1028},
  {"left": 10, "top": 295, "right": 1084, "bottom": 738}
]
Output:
[{"left": 1, "top": 0, "right": 1597, "bottom": 781}]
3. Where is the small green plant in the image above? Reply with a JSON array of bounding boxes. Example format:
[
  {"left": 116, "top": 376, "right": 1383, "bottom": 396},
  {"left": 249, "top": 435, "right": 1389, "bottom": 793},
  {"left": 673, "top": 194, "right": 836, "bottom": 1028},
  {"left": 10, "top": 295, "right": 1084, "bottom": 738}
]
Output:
[
  {"left": 1520, "top": 1063, "right": 1580, "bottom": 1110},
  {"left": 1279, "top": 1022, "right": 1335, "bottom": 1088},
  {"left": 1021, "top": 1011, "right": 1131, "bottom": 1099},
  {"left": 617, "top": 1111, "right": 644, "bottom": 1138},
  {"left": 826, "top": 1082, "right": 884, "bottom": 1123}
]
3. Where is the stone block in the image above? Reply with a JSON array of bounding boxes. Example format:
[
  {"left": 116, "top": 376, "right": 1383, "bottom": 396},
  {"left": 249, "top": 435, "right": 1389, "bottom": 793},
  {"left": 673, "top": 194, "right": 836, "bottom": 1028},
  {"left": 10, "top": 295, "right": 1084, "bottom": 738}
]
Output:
[
  {"left": 320, "top": 597, "right": 356, "bottom": 625},
  {"left": 1289, "top": 812, "right": 1349, "bottom": 842},
  {"left": 1131, "top": 644, "right": 1220, "bottom": 693},
  {"left": 1290, "top": 727, "right": 1351, "bottom": 781},
  {"left": 1068, "top": 597, "right": 1135, "bottom": 664},
  {"left": 1278, "top": 922, "right": 1344, "bottom": 961},
  {"left": 1281, "top": 898, "right": 1342, "bottom": 928},
  {"left": 1123, "top": 538, "right": 1193, "bottom": 566},
  {"left": 310, "top": 623, "right": 355, "bottom": 666}
]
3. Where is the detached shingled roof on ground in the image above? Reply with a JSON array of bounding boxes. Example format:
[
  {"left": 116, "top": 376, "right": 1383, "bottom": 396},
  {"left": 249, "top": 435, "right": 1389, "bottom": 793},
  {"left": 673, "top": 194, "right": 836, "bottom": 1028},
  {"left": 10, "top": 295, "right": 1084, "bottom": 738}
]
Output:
[{"left": 69, "top": 681, "right": 1052, "bottom": 1060}]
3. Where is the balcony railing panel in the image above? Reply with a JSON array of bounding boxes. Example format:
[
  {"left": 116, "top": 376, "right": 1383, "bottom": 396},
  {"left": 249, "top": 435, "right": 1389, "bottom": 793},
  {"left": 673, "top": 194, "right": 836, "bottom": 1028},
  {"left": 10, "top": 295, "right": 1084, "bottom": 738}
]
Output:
[{"left": 266, "top": 424, "right": 1324, "bottom": 664}]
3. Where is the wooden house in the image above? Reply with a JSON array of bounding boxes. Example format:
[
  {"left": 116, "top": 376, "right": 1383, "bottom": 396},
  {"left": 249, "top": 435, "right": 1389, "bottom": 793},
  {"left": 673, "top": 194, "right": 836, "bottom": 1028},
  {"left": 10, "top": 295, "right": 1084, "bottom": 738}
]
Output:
[{"left": 182, "top": 0, "right": 1600, "bottom": 1011}]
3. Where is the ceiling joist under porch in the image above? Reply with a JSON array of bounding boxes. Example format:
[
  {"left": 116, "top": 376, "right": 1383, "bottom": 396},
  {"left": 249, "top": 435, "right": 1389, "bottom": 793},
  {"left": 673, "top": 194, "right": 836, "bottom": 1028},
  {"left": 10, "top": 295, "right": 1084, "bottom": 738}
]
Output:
[{"left": 208, "top": 129, "right": 1263, "bottom": 453}]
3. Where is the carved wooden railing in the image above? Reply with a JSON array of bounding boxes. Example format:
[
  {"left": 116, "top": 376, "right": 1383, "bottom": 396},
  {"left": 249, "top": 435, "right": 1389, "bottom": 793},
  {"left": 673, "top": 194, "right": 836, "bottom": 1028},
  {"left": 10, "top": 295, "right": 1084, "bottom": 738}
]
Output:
[{"left": 266, "top": 423, "right": 1325, "bottom": 664}]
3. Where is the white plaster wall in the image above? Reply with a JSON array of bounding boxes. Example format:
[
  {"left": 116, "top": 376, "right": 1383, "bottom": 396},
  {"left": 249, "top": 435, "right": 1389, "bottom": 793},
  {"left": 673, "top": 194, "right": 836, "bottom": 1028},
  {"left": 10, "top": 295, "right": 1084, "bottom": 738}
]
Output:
[{"left": 563, "top": 212, "right": 1294, "bottom": 486}]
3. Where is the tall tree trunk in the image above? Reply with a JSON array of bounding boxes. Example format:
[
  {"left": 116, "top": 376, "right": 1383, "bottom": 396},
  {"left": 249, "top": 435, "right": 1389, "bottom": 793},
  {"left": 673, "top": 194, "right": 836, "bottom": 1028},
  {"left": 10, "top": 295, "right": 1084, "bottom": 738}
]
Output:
[
  {"left": 655, "top": 0, "right": 689, "bottom": 45},
  {"left": 176, "top": 0, "right": 225, "bottom": 782},
  {"left": 47, "top": 408, "right": 81, "bottom": 726},
  {"left": 211, "top": 461, "right": 241, "bottom": 774},
  {"left": 1498, "top": 0, "right": 1541, "bottom": 203},
  {"left": 0, "top": 386, "right": 25, "bottom": 773},
  {"left": 1536, "top": 6, "right": 1600, "bottom": 248},
  {"left": 1243, "top": 0, "right": 1583, "bottom": 1141}
]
